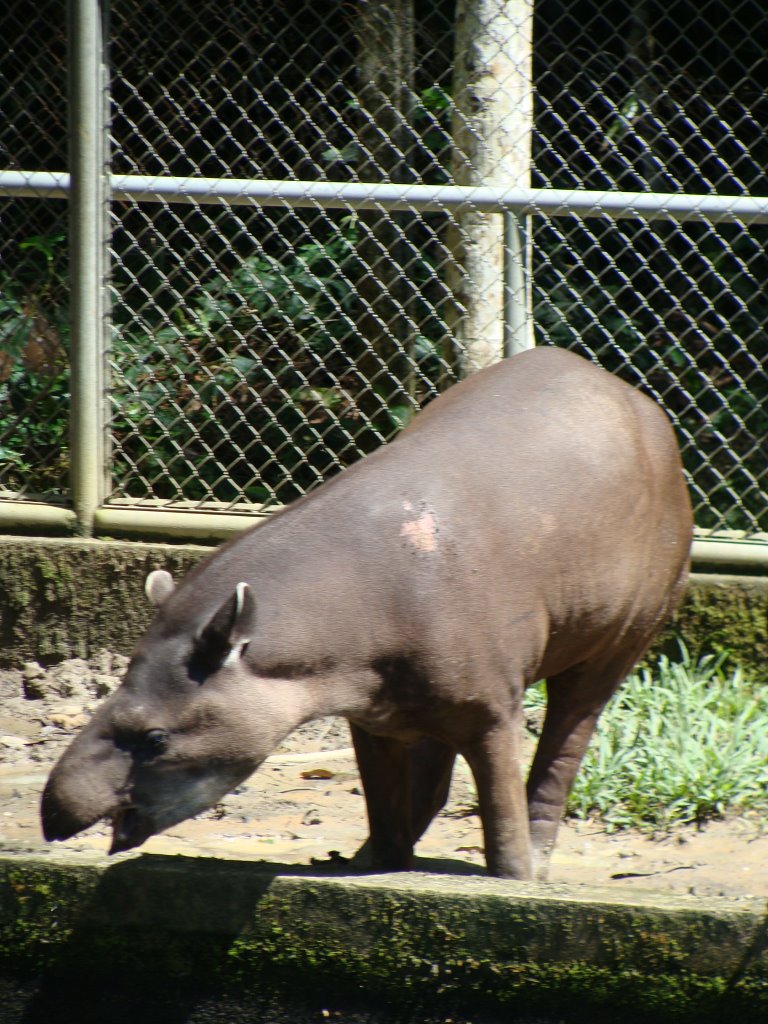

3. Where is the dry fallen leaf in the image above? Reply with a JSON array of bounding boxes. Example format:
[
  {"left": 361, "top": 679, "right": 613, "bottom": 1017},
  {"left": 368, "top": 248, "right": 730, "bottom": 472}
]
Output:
[{"left": 300, "top": 767, "right": 335, "bottom": 780}]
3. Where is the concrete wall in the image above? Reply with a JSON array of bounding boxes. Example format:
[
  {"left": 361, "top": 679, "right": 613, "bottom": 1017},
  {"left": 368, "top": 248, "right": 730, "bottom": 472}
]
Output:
[
  {"left": 0, "top": 535, "right": 764, "bottom": 677},
  {"left": 2, "top": 851, "right": 767, "bottom": 1024}
]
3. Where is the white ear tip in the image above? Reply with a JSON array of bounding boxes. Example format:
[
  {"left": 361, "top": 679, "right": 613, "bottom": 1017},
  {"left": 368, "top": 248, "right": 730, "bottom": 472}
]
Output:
[{"left": 145, "top": 569, "right": 176, "bottom": 606}]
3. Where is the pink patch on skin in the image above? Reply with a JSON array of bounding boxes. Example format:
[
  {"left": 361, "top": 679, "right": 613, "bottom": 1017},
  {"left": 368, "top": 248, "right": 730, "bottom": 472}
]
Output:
[{"left": 400, "top": 509, "right": 438, "bottom": 552}]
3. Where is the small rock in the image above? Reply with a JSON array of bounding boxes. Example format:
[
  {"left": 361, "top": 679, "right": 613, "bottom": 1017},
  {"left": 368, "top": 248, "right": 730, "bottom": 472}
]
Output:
[
  {"left": 48, "top": 712, "right": 88, "bottom": 732},
  {"left": 0, "top": 669, "right": 23, "bottom": 701},
  {"left": 49, "top": 661, "right": 91, "bottom": 700},
  {"left": 89, "top": 649, "right": 114, "bottom": 675},
  {"left": 57, "top": 703, "right": 85, "bottom": 717},
  {"left": 91, "top": 673, "right": 119, "bottom": 698},
  {"left": 22, "top": 663, "right": 49, "bottom": 700},
  {"left": 0, "top": 735, "right": 30, "bottom": 749},
  {"left": 89, "top": 651, "right": 129, "bottom": 683},
  {"left": 111, "top": 654, "right": 130, "bottom": 675},
  {"left": 0, "top": 714, "right": 38, "bottom": 739}
]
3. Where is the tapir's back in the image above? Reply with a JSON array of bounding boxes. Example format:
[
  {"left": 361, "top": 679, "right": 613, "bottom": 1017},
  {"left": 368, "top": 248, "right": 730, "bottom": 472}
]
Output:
[
  {"left": 386, "top": 346, "right": 689, "bottom": 548},
  {"left": 167, "top": 346, "right": 691, "bottom": 680},
  {"left": 349, "top": 345, "right": 692, "bottom": 681},
  {"left": 400, "top": 346, "right": 677, "bottom": 480}
]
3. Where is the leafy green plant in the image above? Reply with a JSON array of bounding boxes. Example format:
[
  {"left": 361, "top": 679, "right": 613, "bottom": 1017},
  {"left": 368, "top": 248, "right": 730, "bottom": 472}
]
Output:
[
  {"left": 413, "top": 86, "right": 452, "bottom": 182},
  {"left": 111, "top": 216, "right": 391, "bottom": 502},
  {"left": 320, "top": 86, "right": 452, "bottom": 184},
  {"left": 193, "top": 216, "right": 360, "bottom": 355},
  {"left": 0, "top": 234, "right": 70, "bottom": 497},
  {"left": 525, "top": 645, "right": 768, "bottom": 832}
]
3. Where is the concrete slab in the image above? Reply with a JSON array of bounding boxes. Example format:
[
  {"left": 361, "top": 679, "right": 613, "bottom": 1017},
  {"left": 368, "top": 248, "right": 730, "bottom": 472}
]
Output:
[{"left": 1, "top": 849, "right": 766, "bottom": 1023}]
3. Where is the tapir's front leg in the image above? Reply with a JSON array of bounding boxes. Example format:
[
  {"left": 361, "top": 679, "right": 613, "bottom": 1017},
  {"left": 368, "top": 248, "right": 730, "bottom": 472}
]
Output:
[
  {"left": 464, "top": 720, "right": 533, "bottom": 880},
  {"left": 350, "top": 724, "right": 415, "bottom": 871},
  {"left": 351, "top": 734, "right": 456, "bottom": 870}
]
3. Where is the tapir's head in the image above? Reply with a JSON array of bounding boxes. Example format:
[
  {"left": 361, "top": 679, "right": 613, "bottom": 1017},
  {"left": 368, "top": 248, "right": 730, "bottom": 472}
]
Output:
[{"left": 41, "top": 569, "right": 289, "bottom": 854}]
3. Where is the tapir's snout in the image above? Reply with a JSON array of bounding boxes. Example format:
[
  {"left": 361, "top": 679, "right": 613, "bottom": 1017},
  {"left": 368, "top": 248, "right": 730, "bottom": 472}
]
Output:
[
  {"left": 42, "top": 776, "right": 152, "bottom": 854},
  {"left": 41, "top": 769, "right": 116, "bottom": 843},
  {"left": 40, "top": 779, "right": 99, "bottom": 842},
  {"left": 42, "top": 758, "right": 166, "bottom": 855},
  {"left": 40, "top": 724, "right": 133, "bottom": 846}
]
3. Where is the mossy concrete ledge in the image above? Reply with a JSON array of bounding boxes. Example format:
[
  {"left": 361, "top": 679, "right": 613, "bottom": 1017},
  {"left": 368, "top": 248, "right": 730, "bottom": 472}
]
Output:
[
  {"left": 0, "top": 535, "right": 765, "bottom": 676},
  {"left": 0, "top": 536, "right": 207, "bottom": 666},
  {"left": 1, "top": 851, "right": 767, "bottom": 1023}
]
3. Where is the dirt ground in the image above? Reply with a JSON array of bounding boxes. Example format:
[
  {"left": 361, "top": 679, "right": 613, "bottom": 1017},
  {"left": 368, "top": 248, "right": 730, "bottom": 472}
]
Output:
[{"left": 1, "top": 653, "right": 766, "bottom": 902}]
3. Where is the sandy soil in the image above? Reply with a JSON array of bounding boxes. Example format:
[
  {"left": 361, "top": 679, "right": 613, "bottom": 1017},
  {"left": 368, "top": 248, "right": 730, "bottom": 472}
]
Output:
[{"left": 1, "top": 654, "right": 766, "bottom": 901}]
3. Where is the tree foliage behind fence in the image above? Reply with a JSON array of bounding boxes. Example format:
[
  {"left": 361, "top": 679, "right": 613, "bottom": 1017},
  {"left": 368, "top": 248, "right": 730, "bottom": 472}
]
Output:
[{"left": 1, "top": 0, "right": 766, "bottom": 536}]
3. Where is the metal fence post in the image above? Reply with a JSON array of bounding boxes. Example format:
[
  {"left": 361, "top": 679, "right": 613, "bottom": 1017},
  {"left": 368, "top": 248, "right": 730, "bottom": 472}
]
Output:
[
  {"left": 67, "top": 0, "right": 110, "bottom": 536},
  {"left": 504, "top": 212, "right": 534, "bottom": 356},
  {"left": 448, "top": 0, "right": 534, "bottom": 373}
]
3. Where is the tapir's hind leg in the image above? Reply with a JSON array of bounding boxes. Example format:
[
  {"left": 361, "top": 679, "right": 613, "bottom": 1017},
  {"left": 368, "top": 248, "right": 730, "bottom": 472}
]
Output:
[
  {"left": 526, "top": 654, "right": 642, "bottom": 881},
  {"left": 463, "top": 718, "right": 534, "bottom": 879},
  {"left": 407, "top": 737, "right": 456, "bottom": 845}
]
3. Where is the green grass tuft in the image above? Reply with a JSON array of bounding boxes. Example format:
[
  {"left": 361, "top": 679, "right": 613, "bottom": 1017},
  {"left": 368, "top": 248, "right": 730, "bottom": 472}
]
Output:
[{"left": 526, "top": 645, "right": 768, "bottom": 832}]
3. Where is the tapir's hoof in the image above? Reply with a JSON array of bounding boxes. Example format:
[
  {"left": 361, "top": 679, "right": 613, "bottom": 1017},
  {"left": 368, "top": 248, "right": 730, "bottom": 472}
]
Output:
[
  {"left": 350, "top": 838, "right": 414, "bottom": 873},
  {"left": 309, "top": 850, "right": 351, "bottom": 870}
]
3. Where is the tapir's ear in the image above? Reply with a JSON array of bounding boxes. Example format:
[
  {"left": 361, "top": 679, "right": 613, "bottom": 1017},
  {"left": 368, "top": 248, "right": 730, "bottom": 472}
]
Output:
[
  {"left": 145, "top": 569, "right": 176, "bottom": 606},
  {"left": 200, "top": 582, "right": 257, "bottom": 654}
]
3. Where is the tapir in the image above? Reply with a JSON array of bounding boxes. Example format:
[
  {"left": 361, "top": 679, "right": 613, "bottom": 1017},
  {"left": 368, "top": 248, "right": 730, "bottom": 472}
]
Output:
[{"left": 41, "top": 347, "right": 692, "bottom": 879}]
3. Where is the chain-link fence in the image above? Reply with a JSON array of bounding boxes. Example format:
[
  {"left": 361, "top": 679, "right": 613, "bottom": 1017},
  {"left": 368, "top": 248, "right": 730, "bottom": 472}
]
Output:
[
  {"left": 0, "top": 2, "right": 69, "bottom": 502},
  {"left": 1, "top": 0, "right": 766, "bottom": 552}
]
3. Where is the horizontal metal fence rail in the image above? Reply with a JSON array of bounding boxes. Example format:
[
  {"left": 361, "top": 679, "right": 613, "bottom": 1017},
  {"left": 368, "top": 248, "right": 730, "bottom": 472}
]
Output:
[
  {"left": 0, "top": 501, "right": 763, "bottom": 568},
  {"left": 4, "top": 171, "right": 768, "bottom": 225}
]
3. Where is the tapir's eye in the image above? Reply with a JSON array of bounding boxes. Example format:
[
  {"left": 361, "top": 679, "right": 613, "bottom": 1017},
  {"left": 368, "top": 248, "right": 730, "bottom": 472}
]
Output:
[
  {"left": 140, "top": 728, "right": 170, "bottom": 757},
  {"left": 116, "top": 727, "right": 170, "bottom": 761}
]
